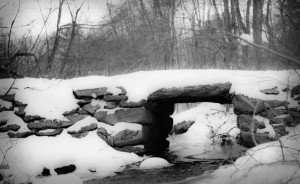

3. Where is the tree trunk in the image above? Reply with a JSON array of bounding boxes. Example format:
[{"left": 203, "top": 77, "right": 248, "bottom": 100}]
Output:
[
  {"left": 246, "top": 0, "right": 251, "bottom": 34},
  {"left": 253, "top": 0, "right": 263, "bottom": 67},
  {"left": 233, "top": 0, "right": 246, "bottom": 33},
  {"left": 47, "top": 0, "right": 65, "bottom": 74},
  {"left": 265, "top": 0, "right": 275, "bottom": 49},
  {"left": 168, "top": 0, "right": 176, "bottom": 69},
  {"left": 223, "top": 0, "right": 231, "bottom": 33}
]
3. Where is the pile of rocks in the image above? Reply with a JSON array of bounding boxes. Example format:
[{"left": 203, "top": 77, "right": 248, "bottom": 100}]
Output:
[
  {"left": 233, "top": 84, "right": 300, "bottom": 148},
  {"left": 0, "top": 86, "right": 173, "bottom": 155}
]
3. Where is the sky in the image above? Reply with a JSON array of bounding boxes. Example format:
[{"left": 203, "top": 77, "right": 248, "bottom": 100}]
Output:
[{"left": 0, "top": 0, "right": 107, "bottom": 38}]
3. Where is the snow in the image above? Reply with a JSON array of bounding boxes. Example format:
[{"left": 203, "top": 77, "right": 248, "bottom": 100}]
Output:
[
  {"left": 139, "top": 157, "right": 173, "bottom": 169},
  {"left": 67, "top": 116, "right": 98, "bottom": 132},
  {"left": 168, "top": 103, "right": 241, "bottom": 160},
  {"left": 91, "top": 99, "right": 106, "bottom": 108},
  {"left": 13, "top": 78, "right": 78, "bottom": 120},
  {"left": 240, "top": 33, "right": 268, "bottom": 46},
  {"left": 240, "top": 34, "right": 253, "bottom": 46},
  {"left": 0, "top": 99, "right": 12, "bottom": 109},
  {"left": 3, "top": 131, "right": 142, "bottom": 183},
  {"left": 174, "top": 124, "right": 300, "bottom": 184},
  {"left": 0, "top": 70, "right": 298, "bottom": 119},
  {"left": 0, "top": 111, "right": 30, "bottom": 132},
  {"left": 0, "top": 69, "right": 299, "bottom": 184}
]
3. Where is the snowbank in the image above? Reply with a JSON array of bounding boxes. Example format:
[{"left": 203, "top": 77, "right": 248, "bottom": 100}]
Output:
[
  {"left": 2, "top": 130, "right": 142, "bottom": 183},
  {"left": 174, "top": 124, "right": 300, "bottom": 184}
]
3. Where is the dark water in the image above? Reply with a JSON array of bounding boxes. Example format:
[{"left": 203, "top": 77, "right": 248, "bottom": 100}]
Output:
[{"left": 84, "top": 159, "right": 223, "bottom": 184}]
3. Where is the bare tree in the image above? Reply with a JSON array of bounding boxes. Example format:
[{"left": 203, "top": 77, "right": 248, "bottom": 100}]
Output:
[
  {"left": 59, "top": 0, "right": 85, "bottom": 76},
  {"left": 47, "top": 0, "right": 65, "bottom": 74}
]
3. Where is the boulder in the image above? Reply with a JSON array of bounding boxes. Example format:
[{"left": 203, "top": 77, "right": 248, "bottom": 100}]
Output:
[
  {"left": 270, "top": 115, "right": 294, "bottom": 126},
  {"left": 14, "top": 105, "right": 26, "bottom": 117},
  {"left": 104, "top": 101, "right": 119, "bottom": 109},
  {"left": 7, "top": 131, "right": 34, "bottom": 138},
  {"left": 291, "top": 85, "right": 300, "bottom": 98},
  {"left": 260, "top": 87, "right": 279, "bottom": 95},
  {"left": 103, "top": 95, "right": 127, "bottom": 102},
  {"left": 63, "top": 108, "right": 79, "bottom": 116},
  {"left": 0, "top": 120, "right": 7, "bottom": 126},
  {"left": 114, "top": 107, "right": 155, "bottom": 125},
  {"left": 23, "top": 115, "right": 44, "bottom": 123},
  {"left": 67, "top": 123, "right": 98, "bottom": 138},
  {"left": 54, "top": 164, "right": 76, "bottom": 175},
  {"left": 36, "top": 128, "right": 63, "bottom": 136},
  {"left": 171, "top": 120, "right": 195, "bottom": 135},
  {"left": 100, "top": 108, "right": 155, "bottom": 126},
  {"left": 289, "top": 110, "right": 300, "bottom": 118},
  {"left": 148, "top": 83, "right": 232, "bottom": 102},
  {"left": 82, "top": 103, "right": 101, "bottom": 115},
  {"left": 293, "top": 118, "right": 300, "bottom": 126},
  {"left": 109, "top": 129, "right": 144, "bottom": 147},
  {"left": 233, "top": 94, "right": 288, "bottom": 114},
  {"left": 0, "top": 124, "right": 20, "bottom": 132},
  {"left": 97, "top": 127, "right": 111, "bottom": 145},
  {"left": 65, "top": 114, "right": 88, "bottom": 124},
  {"left": 260, "top": 108, "right": 287, "bottom": 119},
  {"left": 116, "top": 86, "right": 127, "bottom": 95},
  {"left": 238, "top": 131, "right": 277, "bottom": 148},
  {"left": 77, "top": 98, "right": 92, "bottom": 107},
  {"left": 74, "top": 87, "right": 108, "bottom": 98},
  {"left": 94, "top": 111, "right": 107, "bottom": 122},
  {"left": 78, "top": 109, "right": 89, "bottom": 115},
  {"left": 272, "top": 124, "right": 289, "bottom": 136},
  {"left": 119, "top": 100, "right": 146, "bottom": 108},
  {"left": 103, "top": 114, "right": 119, "bottom": 126},
  {"left": 114, "top": 146, "right": 146, "bottom": 155},
  {"left": 27, "top": 119, "right": 74, "bottom": 130},
  {"left": 98, "top": 127, "right": 108, "bottom": 135},
  {"left": 237, "top": 115, "right": 266, "bottom": 132}
]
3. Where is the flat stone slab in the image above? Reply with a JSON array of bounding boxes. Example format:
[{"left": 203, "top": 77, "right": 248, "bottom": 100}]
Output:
[
  {"left": 148, "top": 83, "right": 232, "bottom": 102},
  {"left": 27, "top": 119, "right": 74, "bottom": 130},
  {"left": 74, "top": 87, "right": 108, "bottom": 98}
]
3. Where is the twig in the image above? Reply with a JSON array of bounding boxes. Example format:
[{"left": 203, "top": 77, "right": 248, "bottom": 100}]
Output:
[{"left": 4, "top": 78, "right": 17, "bottom": 96}]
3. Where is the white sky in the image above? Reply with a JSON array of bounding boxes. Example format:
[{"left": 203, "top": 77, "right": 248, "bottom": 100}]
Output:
[{"left": 0, "top": 0, "right": 107, "bottom": 38}]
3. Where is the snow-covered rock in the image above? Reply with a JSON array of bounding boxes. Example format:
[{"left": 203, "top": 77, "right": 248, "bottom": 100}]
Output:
[{"left": 139, "top": 157, "right": 172, "bottom": 169}]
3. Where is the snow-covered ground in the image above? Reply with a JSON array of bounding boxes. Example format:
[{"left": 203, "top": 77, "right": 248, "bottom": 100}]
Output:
[
  {"left": 0, "top": 70, "right": 299, "bottom": 120},
  {"left": 170, "top": 124, "right": 300, "bottom": 184},
  {"left": 0, "top": 69, "right": 299, "bottom": 184}
]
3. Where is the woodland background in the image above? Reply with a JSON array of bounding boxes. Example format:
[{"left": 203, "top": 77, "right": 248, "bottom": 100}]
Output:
[{"left": 0, "top": 0, "right": 300, "bottom": 78}]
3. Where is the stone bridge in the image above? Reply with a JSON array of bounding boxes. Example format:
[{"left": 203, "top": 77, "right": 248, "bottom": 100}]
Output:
[{"left": 1, "top": 82, "right": 299, "bottom": 156}]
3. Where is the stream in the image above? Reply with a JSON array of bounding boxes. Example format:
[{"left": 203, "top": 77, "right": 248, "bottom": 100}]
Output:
[{"left": 84, "top": 159, "right": 225, "bottom": 184}]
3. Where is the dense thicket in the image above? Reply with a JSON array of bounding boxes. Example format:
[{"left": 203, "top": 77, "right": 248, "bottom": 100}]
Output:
[{"left": 1, "top": 0, "right": 300, "bottom": 78}]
